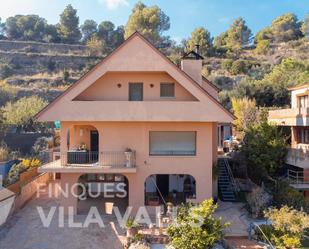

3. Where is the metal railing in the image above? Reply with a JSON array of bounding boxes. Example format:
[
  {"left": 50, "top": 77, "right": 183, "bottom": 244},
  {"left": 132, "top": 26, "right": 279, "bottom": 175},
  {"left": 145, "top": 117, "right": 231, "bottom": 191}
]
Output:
[
  {"left": 223, "top": 158, "right": 240, "bottom": 193},
  {"left": 287, "top": 169, "right": 309, "bottom": 184},
  {"left": 249, "top": 222, "right": 275, "bottom": 249},
  {"left": 286, "top": 146, "right": 309, "bottom": 163},
  {"left": 58, "top": 151, "right": 136, "bottom": 168},
  {"left": 64, "top": 151, "right": 99, "bottom": 165},
  {"left": 100, "top": 151, "right": 136, "bottom": 168}
]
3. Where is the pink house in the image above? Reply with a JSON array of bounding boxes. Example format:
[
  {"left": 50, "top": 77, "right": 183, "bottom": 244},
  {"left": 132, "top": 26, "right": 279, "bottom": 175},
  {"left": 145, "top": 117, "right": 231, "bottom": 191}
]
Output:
[{"left": 36, "top": 32, "right": 234, "bottom": 214}]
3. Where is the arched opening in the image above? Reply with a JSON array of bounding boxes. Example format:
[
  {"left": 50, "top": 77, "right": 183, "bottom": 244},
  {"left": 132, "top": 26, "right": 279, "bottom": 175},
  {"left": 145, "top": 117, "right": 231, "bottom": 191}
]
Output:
[
  {"left": 66, "top": 125, "right": 99, "bottom": 165},
  {"left": 144, "top": 174, "right": 196, "bottom": 206},
  {"left": 77, "top": 173, "right": 129, "bottom": 215}
]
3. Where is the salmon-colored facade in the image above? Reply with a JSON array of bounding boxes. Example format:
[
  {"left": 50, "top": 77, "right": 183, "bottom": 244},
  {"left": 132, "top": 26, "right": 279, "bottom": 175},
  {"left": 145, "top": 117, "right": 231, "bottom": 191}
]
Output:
[
  {"left": 36, "top": 33, "right": 233, "bottom": 214},
  {"left": 269, "top": 84, "right": 309, "bottom": 195}
]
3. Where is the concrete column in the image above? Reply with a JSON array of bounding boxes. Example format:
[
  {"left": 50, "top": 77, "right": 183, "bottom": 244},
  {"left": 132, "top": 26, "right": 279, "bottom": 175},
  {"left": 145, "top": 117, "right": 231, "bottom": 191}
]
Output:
[
  {"left": 60, "top": 123, "right": 69, "bottom": 166},
  {"left": 60, "top": 173, "right": 81, "bottom": 215},
  {"left": 126, "top": 174, "right": 144, "bottom": 215},
  {"left": 291, "top": 127, "right": 298, "bottom": 146},
  {"left": 195, "top": 173, "right": 212, "bottom": 203}
]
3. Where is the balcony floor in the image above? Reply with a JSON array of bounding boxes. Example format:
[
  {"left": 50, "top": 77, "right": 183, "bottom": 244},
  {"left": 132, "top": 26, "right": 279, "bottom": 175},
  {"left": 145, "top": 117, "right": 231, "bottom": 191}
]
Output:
[
  {"left": 38, "top": 160, "right": 137, "bottom": 174},
  {"left": 290, "top": 183, "right": 309, "bottom": 190}
]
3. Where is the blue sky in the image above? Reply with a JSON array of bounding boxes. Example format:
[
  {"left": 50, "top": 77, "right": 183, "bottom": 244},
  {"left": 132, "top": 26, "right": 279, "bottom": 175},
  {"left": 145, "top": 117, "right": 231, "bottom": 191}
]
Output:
[{"left": 0, "top": 0, "right": 308, "bottom": 41}]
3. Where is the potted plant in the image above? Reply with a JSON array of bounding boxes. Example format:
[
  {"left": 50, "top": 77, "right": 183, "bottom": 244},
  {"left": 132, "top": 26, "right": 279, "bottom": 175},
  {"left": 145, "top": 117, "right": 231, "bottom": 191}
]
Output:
[
  {"left": 125, "top": 217, "right": 139, "bottom": 237},
  {"left": 124, "top": 148, "right": 133, "bottom": 168}
]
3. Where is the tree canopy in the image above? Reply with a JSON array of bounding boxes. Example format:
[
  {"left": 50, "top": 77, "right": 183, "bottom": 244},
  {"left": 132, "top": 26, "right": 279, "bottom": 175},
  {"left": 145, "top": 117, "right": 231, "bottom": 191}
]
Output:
[
  {"left": 187, "top": 27, "right": 213, "bottom": 56},
  {"left": 57, "top": 4, "right": 81, "bottom": 43},
  {"left": 5, "top": 15, "right": 48, "bottom": 41},
  {"left": 124, "top": 2, "right": 170, "bottom": 45},
  {"left": 239, "top": 122, "right": 287, "bottom": 183},
  {"left": 1, "top": 96, "right": 47, "bottom": 131},
  {"left": 81, "top": 19, "right": 98, "bottom": 42},
  {"left": 214, "top": 17, "right": 251, "bottom": 50}
]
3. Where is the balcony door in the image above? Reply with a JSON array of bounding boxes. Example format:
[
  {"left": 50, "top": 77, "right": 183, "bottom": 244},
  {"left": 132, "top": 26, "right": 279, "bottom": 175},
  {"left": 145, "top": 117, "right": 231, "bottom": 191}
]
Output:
[
  {"left": 129, "top": 83, "right": 143, "bottom": 101},
  {"left": 90, "top": 130, "right": 99, "bottom": 152}
]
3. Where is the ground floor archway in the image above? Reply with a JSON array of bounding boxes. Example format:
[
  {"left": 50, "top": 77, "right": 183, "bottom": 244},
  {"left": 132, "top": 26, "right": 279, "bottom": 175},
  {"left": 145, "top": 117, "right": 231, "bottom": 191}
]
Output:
[
  {"left": 76, "top": 173, "right": 129, "bottom": 215},
  {"left": 144, "top": 174, "right": 196, "bottom": 206}
]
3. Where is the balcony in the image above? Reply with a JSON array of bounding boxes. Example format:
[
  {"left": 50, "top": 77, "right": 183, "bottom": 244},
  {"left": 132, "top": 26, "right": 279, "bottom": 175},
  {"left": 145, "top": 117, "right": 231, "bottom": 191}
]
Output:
[
  {"left": 268, "top": 107, "right": 309, "bottom": 126},
  {"left": 287, "top": 169, "right": 309, "bottom": 190},
  {"left": 38, "top": 151, "right": 137, "bottom": 173},
  {"left": 285, "top": 145, "right": 309, "bottom": 169}
]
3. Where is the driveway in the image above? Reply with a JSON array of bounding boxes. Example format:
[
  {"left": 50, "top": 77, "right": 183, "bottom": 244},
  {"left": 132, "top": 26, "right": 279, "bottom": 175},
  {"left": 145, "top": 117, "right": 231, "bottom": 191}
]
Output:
[{"left": 0, "top": 183, "right": 126, "bottom": 249}]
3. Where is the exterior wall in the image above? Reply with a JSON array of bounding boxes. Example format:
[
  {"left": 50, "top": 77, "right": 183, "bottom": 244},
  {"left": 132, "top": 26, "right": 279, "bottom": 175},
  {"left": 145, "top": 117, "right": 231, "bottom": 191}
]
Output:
[
  {"left": 76, "top": 72, "right": 197, "bottom": 102},
  {"left": 181, "top": 60, "right": 202, "bottom": 85},
  {"left": 291, "top": 87, "right": 309, "bottom": 108},
  {"left": 69, "top": 125, "right": 97, "bottom": 150},
  {"left": 59, "top": 121, "right": 216, "bottom": 214}
]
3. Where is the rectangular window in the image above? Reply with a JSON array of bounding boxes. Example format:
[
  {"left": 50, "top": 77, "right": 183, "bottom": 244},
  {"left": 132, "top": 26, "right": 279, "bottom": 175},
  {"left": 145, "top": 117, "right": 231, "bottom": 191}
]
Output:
[
  {"left": 298, "top": 95, "right": 308, "bottom": 108},
  {"left": 160, "top": 83, "right": 175, "bottom": 98},
  {"left": 298, "top": 128, "right": 309, "bottom": 144},
  {"left": 149, "top": 131, "right": 196, "bottom": 156},
  {"left": 129, "top": 83, "right": 143, "bottom": 101}
]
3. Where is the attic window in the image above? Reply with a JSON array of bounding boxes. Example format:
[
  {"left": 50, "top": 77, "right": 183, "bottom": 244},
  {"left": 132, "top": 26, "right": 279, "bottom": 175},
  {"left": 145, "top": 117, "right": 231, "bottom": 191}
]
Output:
[{"left": 160, "top": 83, "right": 175, "bottom": 98}]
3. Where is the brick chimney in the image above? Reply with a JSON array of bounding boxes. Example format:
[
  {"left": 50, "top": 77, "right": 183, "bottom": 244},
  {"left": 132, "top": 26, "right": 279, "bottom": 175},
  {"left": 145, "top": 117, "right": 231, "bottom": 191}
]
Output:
[{"left": 181, "top": 44, "right": 203, "bottom": 85}]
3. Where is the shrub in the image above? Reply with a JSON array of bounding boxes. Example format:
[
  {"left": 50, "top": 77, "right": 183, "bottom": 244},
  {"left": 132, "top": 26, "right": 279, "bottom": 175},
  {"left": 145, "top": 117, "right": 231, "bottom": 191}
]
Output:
[
  {"left": 230, "top": 59, "right": 248, "bottom": 75},
  {"left": 1, "top": 96, "right": 48, "bottom": 131},
  {"left": 4, "top": 158, "right": 41, "bottom": 186},
  {"left": 0, "top": 63, "right": 13, "bottom": 79},
  {"left": 62, "top": 70, "right": 70, "bottom": 83},
  {"left": 246, "top": 186, "right": 272, "bottom": 218},
  {"left": 167, "top": 199, "right": 229, "bottom": 249},
  {"left": 4, "top": 162, "right": 26, "bottom": 186},
  {"left": 272, "top": 180, "right": 309, "bottom": 213},
  {"left": 32, "top": 137, "right": 49, "bottom": 156},
  {"left": 255, "top": 39, "right": 270, "bottom": 55},
  {"left": 222, "top": 59, "right": 233, "bottom": 71},
  {"left": 261, "top": 206, "right": 309, "bottom": 249},
  {"left": 239, "top": 122, "right": 288, "bottom": 183}
]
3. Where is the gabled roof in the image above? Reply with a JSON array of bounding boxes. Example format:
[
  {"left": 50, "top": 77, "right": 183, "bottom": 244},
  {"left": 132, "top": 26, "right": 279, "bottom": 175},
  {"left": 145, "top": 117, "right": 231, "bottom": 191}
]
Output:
[
  {"left": 288, "top": 83, "right": 309, "bottom": 91},
  {"left": 182, "top": 50, "right": 204, "bottom": 60},
  {"left": 35, "top": 32, "right": 234, "bottom": 122}
]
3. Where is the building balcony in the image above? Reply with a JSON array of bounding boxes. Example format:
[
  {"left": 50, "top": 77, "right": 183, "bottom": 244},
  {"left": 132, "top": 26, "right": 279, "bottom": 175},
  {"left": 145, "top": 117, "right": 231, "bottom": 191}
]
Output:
[
  {"left": 287, "top": 169, "right": 309, "bottom": 190},
  {"left": 285, "top": 145, "right": 309, "bottom": 169},
  {"left": 268, "top": 107, "right": 309, "bottom": 126},
  {"left": 38, "top": 150, "right": 137, "bottom": 173}
]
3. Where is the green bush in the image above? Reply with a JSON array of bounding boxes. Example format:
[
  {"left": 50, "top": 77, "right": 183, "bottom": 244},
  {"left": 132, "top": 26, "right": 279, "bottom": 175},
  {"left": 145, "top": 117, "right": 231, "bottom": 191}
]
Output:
[
  {"left": 239, "top": 122, "right": 288, "bottom": 183},
  {"left": 262, "top": 206, "right": 309, "bottom": 249},
  {"left": 222, "top": 59, "right": 233, "bottom": 71},
  {"left": 255, "top": 39, "right": 270, "bottom": 55},
  {"left": 273, "top": 180, "right": 309, "bottom": 213},
  {"left": 167, "top": 199, "right": 228, "bottom": 249},
  {"left": 3, "top": 158, "right": 41, "bottom": 186},
  {"left": 230, "top": 59, "right": 248, "bottom": 75},
  {"left": 0, "top": 63, "right": 13, "bottom": 79},
  {"left": 246, "top": 186, "right": 272, "bottom": 218}
]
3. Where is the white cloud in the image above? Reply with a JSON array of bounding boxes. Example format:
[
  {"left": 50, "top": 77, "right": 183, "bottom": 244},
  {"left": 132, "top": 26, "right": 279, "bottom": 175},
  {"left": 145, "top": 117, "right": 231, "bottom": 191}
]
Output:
[{"left": 98, "top": 0, "right": 129, "bottom": 10}]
